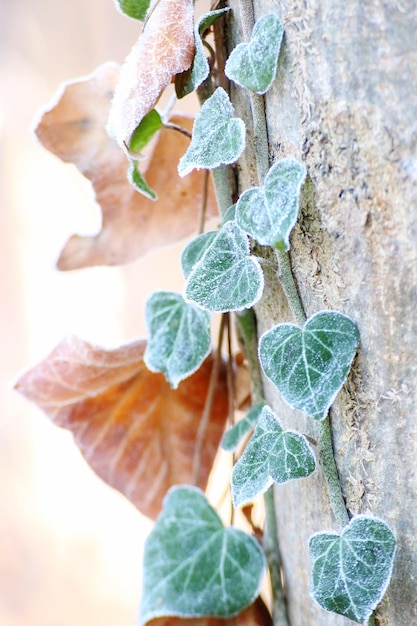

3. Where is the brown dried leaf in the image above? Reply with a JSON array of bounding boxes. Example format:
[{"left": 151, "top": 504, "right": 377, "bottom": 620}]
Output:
[
  {"left": 148, "top": 597, "right": 272, "bottom": 626},
  {"left": 34, "top": 63, "right": 217, "bottom": 269},
  {"left": 15, "top": 336, "right": 229, "bottom": 520},
  {"left": 107, "top": 0, "right": 195, "bottom": 147}
]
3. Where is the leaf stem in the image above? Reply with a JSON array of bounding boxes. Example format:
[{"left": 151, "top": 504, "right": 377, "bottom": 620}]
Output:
[
  {"left": 275, "top": 249, "right": 306, "bottom": 326},
  {"left": 317, "top": 418, "right": 350, "bottom": 527},
  {"left": 264, "top": 488, "right": 290, "bottom": 626},
  {"left": 192, "top": 314, "right": 226, "bottom": 486}
]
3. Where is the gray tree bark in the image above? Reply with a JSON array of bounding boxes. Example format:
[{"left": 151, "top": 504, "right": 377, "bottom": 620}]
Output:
[{"left": 226, "top": 1, "right": 417, "bottom": 624}]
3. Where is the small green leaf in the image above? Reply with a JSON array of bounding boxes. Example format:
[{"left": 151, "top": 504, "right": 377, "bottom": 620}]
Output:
[
  {"left": 181, "top": 231, "right": 218, "bottom": 279},
  {"left": 259, "top": 311, "right": 360, "bottom": 420},
  {"left": 185, "top": 221, "right": 264, "bottom": 312},
  {"left": 176, "top": 8, "right": 231, "bottom": 98},
  {"left": 225, "top": 14, "right": 284, "bottom": 94},
  {"left": 128, "top": 160, "right": 157, "bottom": 200},
  {"left": 231, "top": 406, "right": 316, "bottom": 507},
  {"left": 178, "top": 88, "right": 246, "bottom": 177},
  {"left": 139, "top": 486, "right": 266, "bottom": 624},
  {"left": 309, "top": 516, "right": 396, "bottom": 624},
  {"left": 236, "top": 158, "right": 306, "bottom": 250},
  {"left": 221, "top": 403, "right": 264, "bottom": 452},
  {"left": 129, "top": 109, "right": 162, "bottom": 154},
  {"left": 144, "top": 291, "right": 211, "bottom": 388},
  {"left": 113, "top": 0, "right": 150, "bottom": 21}
]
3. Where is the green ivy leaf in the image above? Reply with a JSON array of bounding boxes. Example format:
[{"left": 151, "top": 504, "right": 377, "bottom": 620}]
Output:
[
  {"left": 128, "top": 160, "right": 157, "bottom": 200},
  {"left": 259, "top": 311, "right": 360, "bottom": 420},
  {"left": 139, "top": 486, "right": 266, "bottom": 624},
  {"left": 176, "top": 8, "right": 231, "bottom": 99},
  {"left": 185, "top": 221, "right": 264, "bottom": 312},
  {"left": 231, "top": 406, "right": 316, "bottom": 507},
  {"left": 129, "top": 109, "right": 162, "bottom": 154},
  {"left": 113, "top": 0, "right": 150, "bottom": 21},
  {"left": 181, "top": 231, "right": 218, "bottom": 279},
  {"left": 225, "top": 14, "right": 284, "bottom": 94},
  {"left": 144, "top": 291, "right": 211, "bottom": 388},
  {"left": 309, "top": 516, "right": 396, "bottom": 624},
  {"left": 178, "top": 88, "right": 246, "bottom": 177},
  {"left": 221, "top": 403, "right": 264, "bottom": 452},
  {"left": 236, "top": 158, "right": 306, "bottom": 250}
]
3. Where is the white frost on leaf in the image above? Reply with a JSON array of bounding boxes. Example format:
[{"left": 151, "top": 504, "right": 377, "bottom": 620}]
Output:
[{"left": 107, "top": 0, "right": 195, "bottom": 148}]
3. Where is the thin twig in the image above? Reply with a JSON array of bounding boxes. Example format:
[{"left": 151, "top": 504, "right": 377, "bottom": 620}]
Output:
[
  {"left": 192, "top": 315, "right": 227, "bottom": 486},
  {"left": 225, "top": 312, "right": 236, "bottom": 526},
  {"left": 163, "top": 122, "right": 192, "bottom": 139},
  {"left": 198, "top": 170, "right": 210, "bottom": 235}
]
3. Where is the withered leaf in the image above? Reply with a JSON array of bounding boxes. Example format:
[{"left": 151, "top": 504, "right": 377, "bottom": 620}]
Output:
[
  {"left": 147, "top": 597, "right": 272, "bottom": 626},
  {"left": 107, "top": 0, "right": 195, "bottom": 148},
  {"left": 15, "top": 336, "right": 229, "bottom": 520},
  {"left": 34, "top": 63, "right": 217, "bottom": 269}
]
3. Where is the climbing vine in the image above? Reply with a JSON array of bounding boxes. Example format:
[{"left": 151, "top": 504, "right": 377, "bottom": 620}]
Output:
[{"left": 16, "top": 2, "right": 396, "bottom": 626}]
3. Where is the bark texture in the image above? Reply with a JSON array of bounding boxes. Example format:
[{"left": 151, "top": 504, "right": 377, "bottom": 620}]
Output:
[{"left": 227, "top": 1, "right": 417, "bottom": 624}]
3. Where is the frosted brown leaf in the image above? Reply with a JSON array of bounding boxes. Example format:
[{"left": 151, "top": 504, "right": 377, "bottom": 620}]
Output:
[
  {"left": 15, "top": 336, "right": 229, "bottom": 520},
  {"left": 148, "top": 597, "right": 272, "bottom": 626},
  {"left": 107, "top": 0, "right": 195, "bottom": 148},
  {"left": 34, "top": 63, "right": 217, "bottom": 269}
]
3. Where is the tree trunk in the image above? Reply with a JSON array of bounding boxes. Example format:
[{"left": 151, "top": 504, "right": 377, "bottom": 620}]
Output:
[{"left": 227, "top": 1, "right": 417, "bottom": 624}]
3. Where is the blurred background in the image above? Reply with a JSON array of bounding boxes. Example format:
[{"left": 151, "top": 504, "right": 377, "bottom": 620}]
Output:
[{"left": 0, "top": 1, "right": 207, "bottom": 624}]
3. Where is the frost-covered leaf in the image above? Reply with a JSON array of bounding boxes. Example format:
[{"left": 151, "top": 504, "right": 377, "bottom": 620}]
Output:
[
  {"left": 259, "top": 311, "right": 359, "bottom": 420},
  {"left": 231, "top": 406, "right": 315, "bottom": 507},
  {"left": 129, "top": 108, "right": 162, "bottom": 154},
  {"left": 15, "top": 337, "right": 228, "bottom": 520},
  {"left": 181, "top": 231, "right": 218, "bottom": 279},
  {"left": 178, "top": 88, "right": 246, "bottom": 176},
  {"left": 107, "top": 0, "right": 195, "bottom": 148},
  {"left": 221, "top": 403, "right": 264, "bottom": 452},
  {"left": 225, "top": 14, "right": 283, "bottom": 94},
  {"left": 144, "top": 291, "right": 211, "bottom": 388},
  {"left": 113, "top": 0, "right": 150, "bottom": 21},
  {"left": 236, "top": 159, "right": 306, "bottom": 250},
  {"left": 309, "top": 516, "right": 396, "bottom": 624},
  {"left": 34, "top": 67, "right": 217, "bottom": 267},
  {"left": 185, "top": 222, "right": 264, "bottom": 312},
  {"left": 176, "top": 8, "right": 231, "bottom": 98},
  {"left": 140, "top": 486, "right": 266, "bottom": 624}
]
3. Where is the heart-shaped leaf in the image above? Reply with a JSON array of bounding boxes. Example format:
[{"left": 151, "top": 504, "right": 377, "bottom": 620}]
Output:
[
  {"left": 231, "top": 406, "right": 316, "bottom": 507},
  {"left": 176, "top": 8, "right": 231, "bottom": 98},
  {"left": 144, "top": 291, "right": 211, "bottom": 388},
  {"left": 225, "top": 14, "right": 284, "bottom": 94},
  {"left": 181, "top": 231, "right": 218, "bottom": 279},
  {"left": 185, "top": 221, "right": 264, "bottom": 312},
  {"left": 140, "top": 486, "right": 266, "bottom": 624},
  {"left": 15, "top": 337, "right": 229, "bottom": 520},
  {"left": 221, "top": 403, "right": 264, "bottom": 452},
  {"left": 113, "top": 0, "right": 150, "bottom": 21},
  {"left": 259, "top": 311, "right": 360, "bottom": 420},
  {"left": 236, "top": 159, "right": 306, "bottom": 250},
  {"left": 309, "top": 516, "right": 396, "bottom": 623},
  {"left": 178, "top": 88, "right": 246, "bottom": 177}
]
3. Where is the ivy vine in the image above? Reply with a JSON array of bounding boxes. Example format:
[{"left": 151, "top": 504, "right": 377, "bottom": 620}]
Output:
[{"left": 25, "top": 2, "right": 397, "bottom": 626}]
